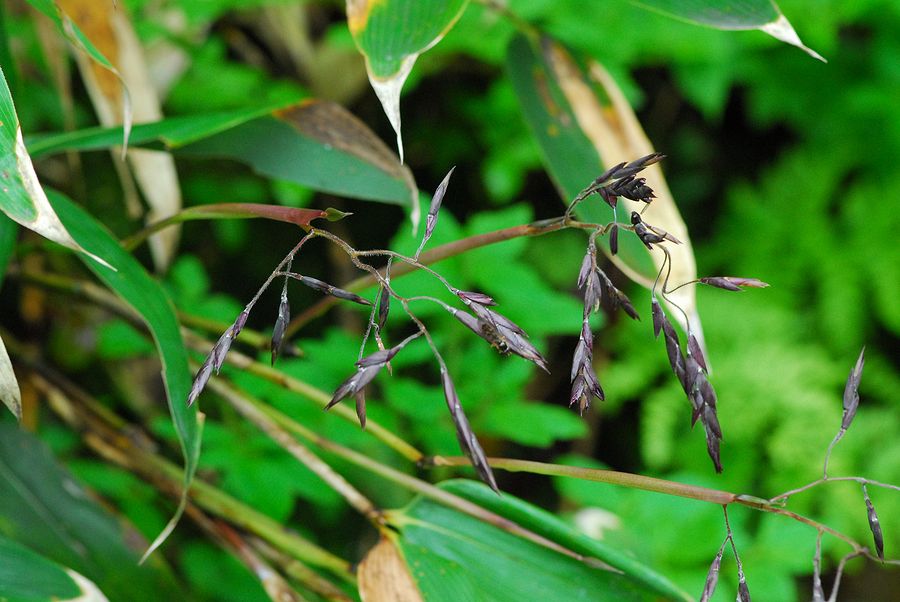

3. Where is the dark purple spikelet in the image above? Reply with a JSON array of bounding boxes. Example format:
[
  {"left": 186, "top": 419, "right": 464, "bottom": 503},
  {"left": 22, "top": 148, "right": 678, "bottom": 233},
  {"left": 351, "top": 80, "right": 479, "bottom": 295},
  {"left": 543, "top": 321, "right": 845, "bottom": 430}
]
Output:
[
  {"left": 455, "top": 289, "right": 497, "bottom": 307},
  {"left": 271, "top": 287, "right": 290, "bottom": 366},
  {"left": 737, "top": 578, "right": 751, "bottom": 602},
  {"left": 569, "top": 319, "right": 604, "bottom": 415},
  {"left": 187, "top": 355, "right": 214, "bottom": 407},
  {"left": 376, "top": 284, "right": 390, "bottom": 331},
  {"left": 630, "top": 211, "right": 665, "bottom": 249},
  {"left": 571, "top": 154, "right": 664, "bottom": 210},
  {"left": 699, "top": 546, "right": 724, "bottom": 602},
  {"left": 863, "top": 486, "right": 885, "bottom": 560},
  {"left": 609, "top": 224, "right": 619, "bottom": 255},
  {"left": 354, "top": 391, "right": 367, "bottom": 429},
  {"left": 292, "top": 274, "right": 372, "bottom": 306},
  {"left": 842, "top": 347, "right": 866, "bottom": 431},
  {"left": 699, "top": 277, "right": 769, "bottom": 291},
  {"left": 651, "top": 298, "right": 664, "bottom": 339},
  {"left": 441, "top": 369, "right": 498, "bottom": 492},
  {"left": 326, "top": 364, "right": 382, "bottom": 412},
  {"left": 415, "top": 167, "right": 455, "bottom": 258},
  {"left": 688, "top": 333, "right": 708, "bottom": 372}
]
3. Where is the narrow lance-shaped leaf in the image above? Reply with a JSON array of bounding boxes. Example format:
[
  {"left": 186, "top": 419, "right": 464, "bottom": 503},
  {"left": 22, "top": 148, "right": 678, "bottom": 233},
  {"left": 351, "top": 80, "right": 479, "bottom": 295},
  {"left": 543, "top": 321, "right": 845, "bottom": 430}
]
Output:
[
  {"left": 46, "top": 190, "right": 199, "bottom": 560},
  {"left": 0, "top": 66, "right": 110, "bottom": 268},
  {"left": 415, "top": 167, "right": 454, "bottom": 259},
  {"left": 441, "top": 368, "right": 498, "bottom": 492},
  {"left": 0, "top": 333, "right": 22, "bottom": 420},
  {"left": 863, "top": 485, "right": 884, "bottom": 560},
  {"left": 630, "top": 0, "right": 825, "bottom": 61},
  {"left": 841, "top": 346, "right": 865, "bottom": 431}
]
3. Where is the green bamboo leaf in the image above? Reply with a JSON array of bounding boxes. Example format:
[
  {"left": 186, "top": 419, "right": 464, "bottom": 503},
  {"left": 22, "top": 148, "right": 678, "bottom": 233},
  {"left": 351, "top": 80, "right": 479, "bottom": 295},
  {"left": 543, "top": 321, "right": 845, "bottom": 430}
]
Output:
[
  {"left": 631, "top": 0, "right": 824, "bottom": 61},
  {"left": 29, "top": 100, "right": 417, "bottom": 214},
  {"left": 506, "top": 34, "right": 707, "bottom": 357},
  {"left": 385, "top": 479, "right": 691, "bottom": 601},
  {"left": 0, "top": 66, "right": 110, "bottom": 268},
  {"left": 0, "top": 424, "right": 182, "bottom": 600},
  {"left": 0, "top": 535, "right": 108, "bottom": 601},
  {"left": 46, "top": 190, "right": 200, "bottom": 560},
  {"left": 346, "top": 0, "right": 469, "bottom": 167}
]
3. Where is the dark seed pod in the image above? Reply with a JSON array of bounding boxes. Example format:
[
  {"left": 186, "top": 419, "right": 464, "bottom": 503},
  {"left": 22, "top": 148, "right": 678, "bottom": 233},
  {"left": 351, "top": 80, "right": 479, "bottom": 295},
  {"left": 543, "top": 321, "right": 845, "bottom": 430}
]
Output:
[
  {"left": 294, "top": 275, "right": 373, "bottom": 306},
  {"left": 699, "top": 545, "right": 724, "bottom": 602},
  {"left": 187, "top": 356, "right": 214, "bottom": 407},
  {"left": 354, "top": 391, "right": 367, "bottom": 429},
  {"left": 326, "top": 364, "right": 382, "bottom": 411},
  {"left": 376, "top": 284, "right": 390, "bottom": 331},
  {"left": 609, "top": 224, "right": 619, "bottom": 255},
  {"left": 699, "top": 276, "right": 769, "bottom": 291},
  {"left": 737, "top": 577, "right": 751, "bottom": 602},
  {"left": 688, "top": 333, "right": 708, "bottom": 372}
]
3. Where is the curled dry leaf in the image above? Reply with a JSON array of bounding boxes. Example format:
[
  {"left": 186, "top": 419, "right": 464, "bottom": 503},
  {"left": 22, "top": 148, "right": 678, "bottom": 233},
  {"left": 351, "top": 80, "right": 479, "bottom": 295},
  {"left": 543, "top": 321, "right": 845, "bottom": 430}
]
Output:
[{"left": 358, "top": 537, "right": 423, "bottom": 602}]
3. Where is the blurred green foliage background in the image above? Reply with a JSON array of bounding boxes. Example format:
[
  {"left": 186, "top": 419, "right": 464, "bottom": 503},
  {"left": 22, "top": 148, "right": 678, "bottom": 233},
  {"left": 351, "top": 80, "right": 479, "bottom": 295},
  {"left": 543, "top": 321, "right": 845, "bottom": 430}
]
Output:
[{"left": 2, "top": 0, "right": 899, "bottom": 600}]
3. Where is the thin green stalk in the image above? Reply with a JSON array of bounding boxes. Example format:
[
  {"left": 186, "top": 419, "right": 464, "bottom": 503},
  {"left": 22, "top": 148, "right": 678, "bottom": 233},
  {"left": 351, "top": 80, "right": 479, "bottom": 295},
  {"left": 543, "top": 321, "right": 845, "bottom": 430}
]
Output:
[
  {"left": 204, "top": 375, "right": 381, "bottom": 523},
  {"left": 229, "top": 385, "right": 600, "bottom": 565}
]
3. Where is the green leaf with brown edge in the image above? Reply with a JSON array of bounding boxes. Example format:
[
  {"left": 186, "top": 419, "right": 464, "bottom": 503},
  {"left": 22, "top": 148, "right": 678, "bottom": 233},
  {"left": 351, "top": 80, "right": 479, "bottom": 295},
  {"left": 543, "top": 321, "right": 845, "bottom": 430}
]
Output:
[
  {"left": 506, "top": 33, "right": 709, "bottom": 360},
  {"left": 46, "top": 189, "right": 200, "bottom": 561},
  {"left": 0, "top": 535, "right": 108, "bottom": 602},
  {"left": 631, "top": 0, "right": 824, "bottom": 61},
  {"left": 347, "top": 0, "right": 469, "bottom": 166},
  {"left": 0, "top": 424, "right": 183, "bottom": 600},
  {"left": 385, "top": 479, "right": 692, "bottom": 602},
  {"left": 0, "top": 65, "right": 111, "bottom": 268},
  {"left": 29, "top": 99, "right": 418, "bottom": 216}
]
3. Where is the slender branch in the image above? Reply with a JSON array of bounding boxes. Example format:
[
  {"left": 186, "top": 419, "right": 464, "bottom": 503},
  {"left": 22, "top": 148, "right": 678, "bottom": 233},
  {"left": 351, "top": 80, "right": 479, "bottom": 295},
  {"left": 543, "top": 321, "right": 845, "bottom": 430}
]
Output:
[{"left": 284, "top": 218, "right": 595, "bottom": 339}]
